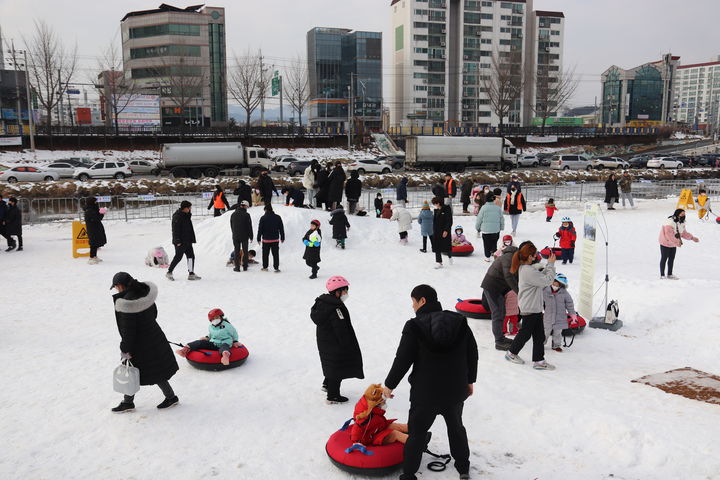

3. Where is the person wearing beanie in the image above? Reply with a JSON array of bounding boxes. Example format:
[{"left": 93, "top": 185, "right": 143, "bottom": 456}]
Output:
[
  {"left": 303, "top": 219, "right": 322, "bottom": 278},
  {"left": 175, "top": 308, "right": 242, "bottom": 366},
  {"left": 84, "top": 197, "right": 107, "bottom": 264},
  {"left": 167, "top": 201, "right": 201, "bottom": 281},
  {"left": 310, "top": 276, "right": 363, "bottom": 403},
  {"left": 383, "top": 284, "right": 477, "bottom": 480},
  {"left": 345, "top": 170, "right": 363, "bottom": 214},
  {"left": 350, "top": 384, "right": 409, "bottom": 447},
  {"left": 475, "top": 192, "right": 504, "bottom": 262},
  {"left": 505, "top": 242, "right": 557, "bottom": 370},
  {"left": 230, "top": 200, "right": 253, "bottom": 272},
  {"left": 417, "top": 201, "right": 434, "bottom": 253},
  {"left": 257, "top": 204, "right": 285, "bottom": 272},
  {"left": 111, "top": 272, "right": 179, "bottom": 412},
  {"left": 207, "top": 184, "right": 230, "bottom": 217},
  {"left": 658, "top": 208, "right": 699, "bottom": 279}
]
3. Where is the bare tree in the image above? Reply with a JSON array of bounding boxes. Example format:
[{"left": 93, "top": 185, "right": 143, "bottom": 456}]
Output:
[
  {"left": 228, "top": 49, "right": 270, "bottom": 136},
  {"left": 158, "top": 57, "right": 205, "bottom": 128},
  {"left": 93, "top": 42, "right": 139, "bottom": 136},
  {"left": 532, "top": 65, "right": 579, "bottom": 135},
  {"left": 24, "top": 20, "right": 77, "bottom": 141},
  {"left": 480, "top": 51, "right": 524, "bottom": 133},
  {"left": 284, "top": 54, "right": 310, "bottom": 127}
]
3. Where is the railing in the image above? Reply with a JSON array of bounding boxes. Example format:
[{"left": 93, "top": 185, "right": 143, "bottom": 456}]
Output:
[
  {"left": 32, "top": 125, "right": 360, "bottom": 138},
  {"left": 17, "top": 179, "right": 720, "bottom": 225},
  {"left": 387, "top": 126, "right": 660, "bottom": 137}
]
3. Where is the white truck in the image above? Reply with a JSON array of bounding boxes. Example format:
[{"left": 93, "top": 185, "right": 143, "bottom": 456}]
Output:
[
  {"left": 404, "top": 136, "right": 519, "bottom": 172},
  {"left": 160, "top": 142, "right": 273, "bottom": 178}
]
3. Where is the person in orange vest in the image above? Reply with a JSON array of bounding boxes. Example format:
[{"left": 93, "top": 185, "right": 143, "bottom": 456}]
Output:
[
  {"left": 444, "top": 173, "right": 457, "bottom": 206},
  {"left": 504, "top": 186, "right": 526, "bottom": 236},
  {"left": 207, "top": 185, "right": 230, "bottom": 217}
]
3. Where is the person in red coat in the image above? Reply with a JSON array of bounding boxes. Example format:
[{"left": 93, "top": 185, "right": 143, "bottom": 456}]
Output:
[
  {"left": 553, "top": 217, "right": 577, "bottom": 264},
  {"left": 350, "top": 384, "right": 408, "bottom": 446}
]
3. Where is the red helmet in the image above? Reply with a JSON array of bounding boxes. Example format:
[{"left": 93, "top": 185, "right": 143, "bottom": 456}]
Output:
[
  {"left": 311, "top": 219, "right": 321, "bottom": 227},
  {"left": 207, "top": 308, "right": 224, "bottom": 321},
  {"left": 326, "top": 275, "right": 349, "bottom": 293},
  {"left": 502, "top": 234, "right": 513, "bottom": 243}
]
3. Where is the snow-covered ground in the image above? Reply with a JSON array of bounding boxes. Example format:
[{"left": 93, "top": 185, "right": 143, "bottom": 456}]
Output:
[{"left": 2, "top": 198, "right": 720, "bottom": 479}]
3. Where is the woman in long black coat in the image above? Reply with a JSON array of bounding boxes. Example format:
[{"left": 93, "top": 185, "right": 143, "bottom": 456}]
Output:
[
  {"left": 431, "top": 196, "right": 453, "bottom": 268},
  {"left": 315, "top": 166, "right": 330, "bottom": 209},
  {"left": 111, "top": 273, "right": 179, "bottom": 412},
  {"left": 310, "top": 282, "right": 363, "bottom": 403},
  {"left": 327, "top": 163, "right": 346, "bottom": 209},
  {"left": 604, "top": 173, "right": 619, "bottom": 210},
  {"left": 84, "top": 197, "right": 107, "bottom": 263},
  {"left": 3, "top": 197, "right": 22, "bottom": 251}
]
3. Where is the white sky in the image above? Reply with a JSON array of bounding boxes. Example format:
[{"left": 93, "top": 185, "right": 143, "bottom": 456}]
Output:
[{"left": 1, "top": 0, "right": 719, "bottom": 110}]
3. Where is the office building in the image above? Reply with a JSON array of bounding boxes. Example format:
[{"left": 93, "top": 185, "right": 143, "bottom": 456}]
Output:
[
  {"left": 600, "top": 54, "right": 679, "bottom": 127},
  {"left": 672, "top": 56, "right": 720, "bottom": 130},
  {"left": 390, "top": 0, "right": 564, "bottom": 128},
  {"left": 307, "top": 27, "right": 382, "bottom": 130},
  {"left": 121, "top": 3, "right": 228, "bottom": 127}
]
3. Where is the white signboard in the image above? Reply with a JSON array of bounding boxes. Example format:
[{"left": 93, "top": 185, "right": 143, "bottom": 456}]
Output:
[
  {"left": 139, "top": 194, "right": 156, "bottom": 201},
  {"left": 96, "top": 196, "right": 112, "bottom": 203},
  {"left": 526, "top": 135, "right": 558, "bottom": 143},
  {"left": 116, "top": 94, "right": 161, "bottom": 126},
  {"left": 0, "top": 136, "right": 22, "bottom": 146},
  {"left": 202, "top": 192, "right": 213, "bottom": 199},
  {"left": 578, "top": 203, "right": 599, "bottom": 319}
]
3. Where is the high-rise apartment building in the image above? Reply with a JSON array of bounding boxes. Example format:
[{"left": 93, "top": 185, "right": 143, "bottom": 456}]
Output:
[
  {"left": 672, "top": 56, "right": 720, "bottom": 130},
  {"left": 121, "top": 3, "right": 227, "bottom": 127},
  {"left": 390, "top": 0, "right": 564, "bottom": 128},
  {"left": 307, "top": 28, "right": 383, "bottom": 130}
]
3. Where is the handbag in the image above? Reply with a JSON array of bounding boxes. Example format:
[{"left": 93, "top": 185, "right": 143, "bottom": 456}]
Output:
[{"left": 113, "top": 360, "right": 140, "bottom": 395}]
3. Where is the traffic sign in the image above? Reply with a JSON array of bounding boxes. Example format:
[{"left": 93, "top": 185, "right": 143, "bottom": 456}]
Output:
[
  {"left": 271, "top": 72, "right": 280, "bottom": 96},
  {"left": 66, "top": 89, "right": 81, "bottom": 95}
]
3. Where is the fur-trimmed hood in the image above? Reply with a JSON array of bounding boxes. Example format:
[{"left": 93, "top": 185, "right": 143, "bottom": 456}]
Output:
[{"left": 114, "top": 282, "right": 158, "bottom": 314}]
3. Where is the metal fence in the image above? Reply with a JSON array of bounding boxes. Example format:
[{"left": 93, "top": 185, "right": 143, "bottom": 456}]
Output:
[{"left": 16, "top": 179, "right": 720, "bottom": 225}]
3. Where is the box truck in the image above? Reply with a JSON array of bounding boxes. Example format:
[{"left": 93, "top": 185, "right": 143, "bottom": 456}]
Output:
[
  {"left": 160, "top": 142, "right": 273, "bottom": 178},
  {"left": 404, "top": 136, "right": 519, "bottom": 172}
]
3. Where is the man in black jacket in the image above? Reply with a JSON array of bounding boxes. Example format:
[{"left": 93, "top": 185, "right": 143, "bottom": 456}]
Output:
[
  {"left": 167, "top": 201, "right": 201, "bottom": 281},
  {"left": 0, "top": 193, "right": 8, "bottom": 244},
  {"left": 233, "top": 180, "right": 253, "bottom": 207},
  {"left": 256, "top": 205, "right": 285, "bottom": 272},
  {"left": 4, "top": 197, "right": 22, "bottom": 251},
  {"left": 230, "top": 200, "right": 253, "bottom": 272},
  {"left": 344, "top": 170, "right": 362, "bottom": 214},
  {"left": 327, "top": 162, "right": 346, "bottom": 210},
  {"left": 431, "top": 196, "right": 453, "bottom": 269},
  {"left": 384, "top": 284, "right": 477, "bottom": 480},
  {"left": 280, "top": 187, "right": 305, "bottom": 207},
  {"left": 480, "top": 244, "right": 519, "bottom": 350},
  {"left": 256, "top": 169, "right": 278, "bottom": 206}
]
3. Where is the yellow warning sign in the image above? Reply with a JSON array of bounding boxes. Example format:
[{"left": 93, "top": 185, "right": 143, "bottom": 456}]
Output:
[
  {"left": 72, "top": 221, "right": 90, "bottom": 258},
  {"left": 677, "top": 189, "right": 696, "bottom": 210}
]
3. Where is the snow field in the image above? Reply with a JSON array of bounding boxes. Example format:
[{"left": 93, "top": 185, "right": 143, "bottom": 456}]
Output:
[{"left": 1, "top": 199, "right": 720, "bottom": 479}]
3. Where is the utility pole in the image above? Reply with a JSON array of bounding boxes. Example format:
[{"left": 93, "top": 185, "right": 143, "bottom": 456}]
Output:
[
  {"left": 348, "top": 74, "right": 354, "bottom": 150},
  {"left": 279, "top": 74, "right": 284, "bottom": 124},
  {"left": 23, "top": 50, "right": 35, "bottom": 151},
  {"left": 57, "top": 68, "right": 64, "bottom": 128},
  {"left": 10, "top": 40, "right": 23, "bottom": 139},
  {"left": 259, "top": 54, "right": 267, "bottom": 126}
]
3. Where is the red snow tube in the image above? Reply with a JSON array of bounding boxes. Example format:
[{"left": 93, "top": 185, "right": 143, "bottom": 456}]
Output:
[
  {"left": 539, "top": 246, "right": 563, "bottom": 259},
  {"left": 186, "top": 345, "right": 249, "bottom": 371},
  {"left": 455, "top": 299, "right": 491, "bottom": 319},
  {"left": 326, "top": 427, "right": 404, "bottom": 476},
  {"left": 444, "top": 243, "right": 474, "bottom": 256},
  {"left": 562, "top": 314, "right": 587, "bottom": 336}
]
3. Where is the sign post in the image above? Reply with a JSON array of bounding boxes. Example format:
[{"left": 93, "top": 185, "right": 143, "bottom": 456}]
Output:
[
  {"left": 578, "top": 203, "right": 598, "bottom": 319},
  {"left": 72, "top": 221, "right": 90, "bottom": 258}
]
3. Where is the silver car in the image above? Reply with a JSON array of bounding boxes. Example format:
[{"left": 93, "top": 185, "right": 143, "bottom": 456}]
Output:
[
  {"left": 550, "top": 154, "right": 593, "bottom": 171},
  {"left": 592, "top": 157, "right": 630, "bottom": 170},
  {"left": 518, "top": 155, "right": 540, "bottom": 167},
  {"left": 128, "top": 160, "right": 160, "bottom": 175},
  {"left": 44, "top": 161, "right": 78, "bottom": 178},
  {"left": 0, "top": 165, "right": 60, "bottom": 183}
]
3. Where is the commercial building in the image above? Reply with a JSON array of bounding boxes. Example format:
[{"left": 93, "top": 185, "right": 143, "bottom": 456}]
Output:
[
  {"left": 600, "top": 54, "right": 679, "bottom": 127},
  {"left": 672, "top": 56, "right": 720, "bottom": 130},
  {"left": 390, "top": 0, "right": 565, "bottom": 128},
  {"left": 307, "top": 27, "right": 383, "bottom": 131},
  {"left": 120, "top": 3, "right": 228, "bottom": 127}
]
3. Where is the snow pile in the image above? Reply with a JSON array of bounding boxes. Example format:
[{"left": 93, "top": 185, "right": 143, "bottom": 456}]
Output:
[
  {"left": 2, "top": 199, "right": 720, "bottom": 478},
  {"left": 267, "top": 147, "right": 378, "bottom": 161}
]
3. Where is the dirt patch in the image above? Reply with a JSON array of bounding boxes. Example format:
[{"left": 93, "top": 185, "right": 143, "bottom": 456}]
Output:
[{"left": 632, "top": 367, "right": 720, "bottom": 406}]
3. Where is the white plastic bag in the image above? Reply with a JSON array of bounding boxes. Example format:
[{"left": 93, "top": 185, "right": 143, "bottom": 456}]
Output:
[{"left": 113, "top": 361, "right": 140, "bottom": 395}]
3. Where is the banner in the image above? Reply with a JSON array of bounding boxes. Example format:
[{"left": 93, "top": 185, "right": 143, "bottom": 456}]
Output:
[
  {"left": 526, "top": 135, "right": 558, "bottom": 143},
  {"left": 0, "top": 136, "right": 22, "bottom": 146},
  {"left": 578, "top": 203, "right": 599, "bottom": 319}
]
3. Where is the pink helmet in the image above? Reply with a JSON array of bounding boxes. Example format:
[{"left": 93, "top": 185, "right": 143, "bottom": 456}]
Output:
[
  {"left": 326, "top": 275, "right": 349, "bottom": 293},
  {"left": 154, "top": 248, "right": 165, "bottom": 258}
]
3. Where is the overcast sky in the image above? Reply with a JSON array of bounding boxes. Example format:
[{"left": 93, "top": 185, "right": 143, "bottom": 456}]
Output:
[{"left": 1, "top": 0, "right": 718, "bottom": 111}]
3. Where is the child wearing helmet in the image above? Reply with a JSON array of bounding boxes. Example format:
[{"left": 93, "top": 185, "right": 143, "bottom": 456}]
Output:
[
  {"left": 145, "top": 246, "right": 169, "bottom": 268},
  {"left": 553, "top": 217, "right": 577, "bottom": 264},
  {"left": 451, "top": 225, "right": 470, "bottom": 246},
  {"left": 310, "top": 276, "right": 364, "bottom": 404},
  {"left": 303, "top": 219, "right": 323, "bottom": 279},
  {"left": 175, "top": 308, "right": 241, "bottom": 366},
  {"left": 545, "top": 198, "right": 558, "bottom": 222},
  {"left": 542, "top": 274, "right": 577, "bottom": 352}
]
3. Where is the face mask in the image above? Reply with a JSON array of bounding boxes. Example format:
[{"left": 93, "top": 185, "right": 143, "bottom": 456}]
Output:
[
  {"left": 211, "top": 318, "right": 222, "bottom": 326},
  {"left": 341, "top": 293, "right": 349, "bottom": 303},
  {"left": 551, "top": 285, "right": 560, "bottom": 292},
  {"left": 511, "top": 188, "right": 516, "bottom": 192},
  {"left": 504, "top": 241, "right": 512, "bottom": 246}
]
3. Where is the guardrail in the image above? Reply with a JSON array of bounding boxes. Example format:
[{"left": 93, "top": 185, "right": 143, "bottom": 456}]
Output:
[{"left": 387, "top": 126, "right": 660, "bottom": 137}]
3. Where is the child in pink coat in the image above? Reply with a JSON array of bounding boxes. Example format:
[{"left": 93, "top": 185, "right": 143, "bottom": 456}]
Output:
[
  {"left": 658, "top": 208, "right": 699, "bottom": 279},
  {"left": 495, "top": 235, "right": 520, "bottom": 335}
]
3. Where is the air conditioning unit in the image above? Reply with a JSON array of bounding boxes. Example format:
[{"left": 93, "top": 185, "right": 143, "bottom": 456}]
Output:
[
  {"left": 440, "top": 40, "right": 446, "bottom": 46},
  {"left": 517, "top": 32, "right": 523, "bottom": 38},
  {"left": 463, "top": 55, "right": 469, "bottom": 60},
  {"left": 476, "top": 31, "right": 482, "bottom": 36},
  {"left": 441, "top": 28, "right": 446, "bottom": 33},
  {"left": 423, "top": 79, "right": 428, "bottom": 84},
  {"left": 545, "top": 47, "right": 550, "bottom": 52},
  {"left": 441, "top": 53, "right": 446, "bottom": 58},
  {"left": 463, "top": 80, "right": 468, "bottom": 85}
]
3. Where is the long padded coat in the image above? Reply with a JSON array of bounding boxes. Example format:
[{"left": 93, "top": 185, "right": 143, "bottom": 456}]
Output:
[{"left": 310, "top": 293, "right": 364, "bottom": 380}]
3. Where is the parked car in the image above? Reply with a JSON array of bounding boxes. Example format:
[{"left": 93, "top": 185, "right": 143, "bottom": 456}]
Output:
[
  {"left": 272, "top": 156, "right": 298, "bottom": 172},
  {"left": 647, "top": 157, "right": 683, "bottom": 169},
  {"left": 376, "top": 154, "right": 405, "bottom": 169},
  {"left": 536, "top": 153, "right": 554, "bottom": 166},
  {"left": 74, "top": 161, "right": 133, "bottom": 181},
  {"left": 592, "top": 156, "right": 630, "bottom": 169},
  {"left": 699, "top": 154, "right": 719, "bottom": 166},
  {"left": 347, "top": 159, "right": 393, "bottom": 174},
  {"left": 128, "top": 160, "right": 160, "bottom": 175},
  {"left": 60, "top": 157, "right": 95, "bottom": 168},
  {"left": 44, "top": 161, "right": 78, "bottom": 178},
  {"left": 0, "top": 165, "right": 60, "bottom": 183},
  {"left": 628, "top": 155, "right": 652, "bottom": 168},
  {"left": 287, "top": 160, "right": 313, "bottom": 177},
  {"left": 517, "top": 155, "right": 540, "bottom": 167},
  {"left": 670, "top": 155, "right": 692, "bottom": 167},
  {"left": 550, "top": 154, "right": 593, "bottom": 171}
]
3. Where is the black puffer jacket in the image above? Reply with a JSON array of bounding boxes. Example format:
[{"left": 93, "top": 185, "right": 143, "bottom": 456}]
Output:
[
  {"left": 315, "top": 169, "right": 330, "bottom": 204},
  {"left": 480, "top": 245, "right": 519, "bottom": 294},
  {"left": 113, "top": 281, "right": 178, "bottom": 385},
  {"left": 605, "top": 178, "right": 619, "bottom": 203},
  {"left": 461, "top": 180, "right": 473, "bottom": 203},
  {"left": 257, "top": 174, "right": 278, "bottom": 202},
  {"left": 84, "top": 203, "right": 107, "bottom": 248},
  {"left": 432, "top": 204, "right": 453, "bottom": 253},
  {"left": 171, "top": 209, "right": 196, "bottom": 245},
  {"left": 329, "top": 209, "right": 350, "bottom": 239},
  {"left": 345, "top": 171, "right": 362, "bottom": 201},
  {"left": 233, "top": 181, "right": 252, "bottom": 206},
  {"left": 310, "top": 293, "right": 364, "bottom": 380},
  {"left": 4, "top": 204, "right": 21, "bottom": 236},
  {"left": 385, "top": 301, "right": 478, "bottom": 407},
  {"left": 230, "top": 207, "right": 253, "bottom": 242},
  {"left": 328, "top": 166, "right": 346, "bottom": 205}
]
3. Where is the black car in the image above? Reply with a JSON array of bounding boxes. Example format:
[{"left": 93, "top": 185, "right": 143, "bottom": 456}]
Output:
[
  {"left": 288, "top": 160, "right": 313, "bottom": 177},
  {"left": 376, "top": 154, "right": 405, "bottom": 169},
  {"left": 536, "top": 152, "right": 554, "bottom": 166},
  {"left": 60, "top": 157, "right": 95, "bottom": 168},
  {"left": 672, "top": 155, "right": 692, "bottom": 166},
  {"left": 628, "top": 155, "right": 651, "bottom": 168}
]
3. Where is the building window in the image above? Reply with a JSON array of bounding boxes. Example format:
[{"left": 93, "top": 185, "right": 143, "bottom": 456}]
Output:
[
  {"left": 129, "top": 24, "right": 201, "bottom": 39},
  {"left": 131, "top": 65, "right": 203, "bottom": 79},
  {"left": 396, "top": 25, "right": 404, "bottom": 51}
]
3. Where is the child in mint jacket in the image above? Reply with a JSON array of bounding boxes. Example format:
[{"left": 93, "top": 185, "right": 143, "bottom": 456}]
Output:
[{"left": 175, "top": 308, "right": 241, "bottom": 365}]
